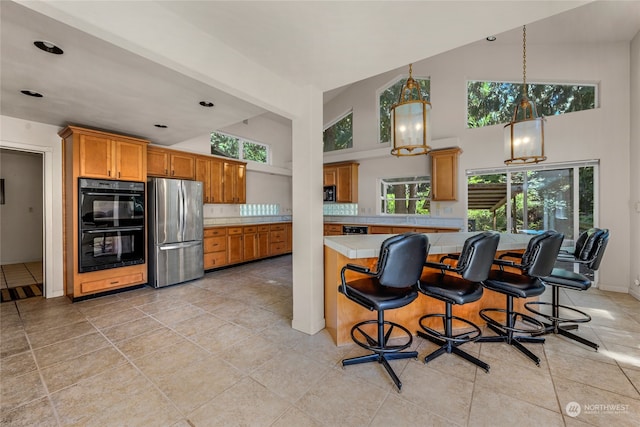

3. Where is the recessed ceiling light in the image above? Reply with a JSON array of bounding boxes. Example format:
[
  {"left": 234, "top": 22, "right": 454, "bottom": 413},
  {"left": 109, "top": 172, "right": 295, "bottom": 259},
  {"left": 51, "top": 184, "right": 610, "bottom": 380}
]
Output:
[
  {"left": 154, "top": 124, "right": 168, "bottom": 128},
  {"left": 34, "top": 40, "right": 64, "bottom": 55},
  {"left": 199, "top": 101, "right": 214, "bottom": 108},
  {"left": 486, "top": 36, "right": 497, "bottom": 42},
  {"left": 21, "top": 90, "right": 43, "bottom": 98}
]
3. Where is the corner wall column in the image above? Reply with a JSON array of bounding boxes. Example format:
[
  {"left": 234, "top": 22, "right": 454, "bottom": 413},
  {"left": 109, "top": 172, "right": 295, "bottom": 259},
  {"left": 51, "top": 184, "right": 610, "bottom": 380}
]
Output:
[{"left": 291, "top": 85, "right": 326, "bottom": 335}]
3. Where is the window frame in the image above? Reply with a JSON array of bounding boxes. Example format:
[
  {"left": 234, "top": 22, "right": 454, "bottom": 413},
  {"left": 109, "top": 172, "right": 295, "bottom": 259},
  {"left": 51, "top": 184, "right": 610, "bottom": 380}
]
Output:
[
  {"left": 377, "top": 73, "right": 431, "bottom": 145},
  {"left": 323, "top": 109, "right": 353, "bottom": 153},
  {"left": 465, "top": 79, "right": 599, "bottom": 129},
  {"left": 378, "top": 175, "right": 431, "bottom": 216},
  {"left": 210, "top": 131, "right": 270, "bottom": 164}
]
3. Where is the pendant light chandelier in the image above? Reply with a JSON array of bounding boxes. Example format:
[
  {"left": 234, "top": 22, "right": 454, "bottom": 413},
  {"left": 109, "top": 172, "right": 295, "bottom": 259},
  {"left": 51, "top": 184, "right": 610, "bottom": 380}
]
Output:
[
  {"left": 504, "top": 25, "right": 546, "bottom": 164},
  {"left": 390, "top": 64, "right": 431, "bottom": 157}
]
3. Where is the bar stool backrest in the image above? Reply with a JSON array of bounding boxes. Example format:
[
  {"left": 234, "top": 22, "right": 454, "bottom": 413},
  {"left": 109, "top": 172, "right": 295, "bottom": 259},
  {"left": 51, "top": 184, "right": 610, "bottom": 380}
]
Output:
[
  {"left": 522, "top": 231, "right": 564, "bottom": 278},
  {"left": 585, "top": 229, "right": 609, "bottom": 271},
  {"left": 377, "top": 233, "right": 429, "bottom": 288},
  {"left": 457, "top": 231, "right": 500, "bottom": 282}
]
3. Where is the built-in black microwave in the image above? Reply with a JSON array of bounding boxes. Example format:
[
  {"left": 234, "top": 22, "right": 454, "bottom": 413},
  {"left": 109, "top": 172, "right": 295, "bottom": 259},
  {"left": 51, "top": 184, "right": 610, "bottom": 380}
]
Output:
[{"left": 323, "top": 185, "right": 336, "bottom": 203}]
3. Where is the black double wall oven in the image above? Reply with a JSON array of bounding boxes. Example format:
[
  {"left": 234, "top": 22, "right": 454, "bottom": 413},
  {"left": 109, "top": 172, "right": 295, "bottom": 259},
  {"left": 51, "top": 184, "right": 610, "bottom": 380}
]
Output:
[{"left": 78, "top": 178, "right": 145, "bottom": 272}]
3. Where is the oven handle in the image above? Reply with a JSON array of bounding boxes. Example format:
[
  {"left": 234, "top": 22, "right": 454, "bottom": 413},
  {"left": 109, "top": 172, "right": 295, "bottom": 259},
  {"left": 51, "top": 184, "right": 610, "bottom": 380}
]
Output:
[
  {"left": 83, "top": 227, "right": 143, "bottom": 234},
  {"left": 159, "top": 241, "right": 202, "bottom": 250},
  {"left": 82, "top": 191, "right": 144, "bottom": 197}
]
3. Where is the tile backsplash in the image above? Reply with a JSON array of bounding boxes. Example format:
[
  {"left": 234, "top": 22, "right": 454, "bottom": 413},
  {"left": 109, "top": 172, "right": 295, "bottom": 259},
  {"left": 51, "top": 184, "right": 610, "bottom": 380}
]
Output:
[{"left": 323, "top": 203, "right": 358, "bottom": 216}]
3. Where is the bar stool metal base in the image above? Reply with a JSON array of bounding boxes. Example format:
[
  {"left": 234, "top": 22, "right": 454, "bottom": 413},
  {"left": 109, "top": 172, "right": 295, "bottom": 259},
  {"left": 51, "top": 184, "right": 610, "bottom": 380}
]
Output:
[
  {"left": 525, "top": 286, "right": 599, "bottom": 351},
  {"left": 478, "top": 304, "right": 546, "bottom": 366},
  {"left": 417, "top": 305, "right": 489, "bottom": 373},
  {"left": 342, "top": 317, "right": 417, "bottom": 391}
]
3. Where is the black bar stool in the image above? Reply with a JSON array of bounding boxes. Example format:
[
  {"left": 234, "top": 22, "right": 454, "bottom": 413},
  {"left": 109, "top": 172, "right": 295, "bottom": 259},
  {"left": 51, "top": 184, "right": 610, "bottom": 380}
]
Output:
[
  {"left": 478, "top": 231, "right": 564, "bottom": 366},
  {"left": 416, "top": 231, "right": 500, "bottom": 372},
  {"left": 525, "top": 228, "right": 609, "bottom": 350},
  {"left": 338, "top": 232, "right": 429, "bottom": 391}
]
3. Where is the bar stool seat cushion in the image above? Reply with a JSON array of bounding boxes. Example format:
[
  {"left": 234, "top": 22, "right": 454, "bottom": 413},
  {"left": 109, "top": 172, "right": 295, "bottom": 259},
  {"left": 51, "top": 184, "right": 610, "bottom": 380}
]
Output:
[{"left": 419, "top": 271, "right": 483, "bottom": 305}]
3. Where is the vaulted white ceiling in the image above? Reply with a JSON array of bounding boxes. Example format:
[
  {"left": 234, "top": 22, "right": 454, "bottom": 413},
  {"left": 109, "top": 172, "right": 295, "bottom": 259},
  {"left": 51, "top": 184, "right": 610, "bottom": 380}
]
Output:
[{"left": 1, "top": 1, "right": 638, "bottom": 146}]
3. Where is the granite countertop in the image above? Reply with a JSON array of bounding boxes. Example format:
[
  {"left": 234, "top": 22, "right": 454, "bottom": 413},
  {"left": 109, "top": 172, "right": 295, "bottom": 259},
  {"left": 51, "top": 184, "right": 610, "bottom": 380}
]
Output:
[
  {"left": 324, "top": 232, "right": 534, "bottom": 259},
  {"left": 203, "top": 215, "right": 292, "bottom": 227}
]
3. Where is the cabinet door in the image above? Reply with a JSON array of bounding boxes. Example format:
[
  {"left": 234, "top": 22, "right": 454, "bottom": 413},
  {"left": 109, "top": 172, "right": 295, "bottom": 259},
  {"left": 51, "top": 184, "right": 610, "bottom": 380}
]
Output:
[
  {"left": 431, "top": 147, "right": 461, "bottom": 201},
  {"left": 210, "top": 158, "right": 223, "bottom": 203},
  {"left": 115, "top": 140, "right": 146, "bottom": 181},
  {"left": 79, "top": 134, "right": 113, "bottom": 178},
  {"left": 227, "top": 229, "right": 243, "bottom": 264},
  {"left": 336, "top": 165, "right": 353, "bottom": 202},
  {"left": 235, "top": 163, "right": 246, "bottom": 204},
  {"left": 323, "top": 167, "right": 337, "bottom": 186},
  {"left": 195, "top": 157, "right": 211, "bottom": 203},
  {"left": 257, "top": 226, "right": 270, "bottom": 258},
  {"left": 285, "top": 223, "right": 292, "bottom": 252},
  {"left": 223, "top": 161, "right": 246, "bottom": 203},
  {"left": 170, "top": 152, "right": 195, "bottom": 179},
  {"left": 147, "top": 147, "right": 169, "bottom": 176}
]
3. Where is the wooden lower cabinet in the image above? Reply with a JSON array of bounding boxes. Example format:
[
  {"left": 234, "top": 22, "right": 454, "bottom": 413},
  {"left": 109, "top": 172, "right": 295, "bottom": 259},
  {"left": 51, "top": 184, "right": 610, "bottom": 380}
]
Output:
[
  {"left": 74, "top": 264, "right": 146, "bottom": 298},
  {"left": 227, "top": 227, "right": 244, "bottom": 264},
  {"left": 204, "top": 227, "right": 227, "bottom": 269},
  {"left": 204, "top": 222, "right": 291, "bottom": 271}
]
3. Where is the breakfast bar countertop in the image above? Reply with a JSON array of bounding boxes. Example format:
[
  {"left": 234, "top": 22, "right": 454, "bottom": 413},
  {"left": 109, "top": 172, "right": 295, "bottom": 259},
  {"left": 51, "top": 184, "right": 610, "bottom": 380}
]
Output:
[{"left": 324, "top": 231, "right": 535, "bottom": 259}]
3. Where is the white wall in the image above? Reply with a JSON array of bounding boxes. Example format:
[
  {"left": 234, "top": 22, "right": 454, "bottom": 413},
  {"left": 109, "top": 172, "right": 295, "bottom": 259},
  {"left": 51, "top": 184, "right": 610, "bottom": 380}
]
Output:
[
  {"left": 0, "top": 116, "right": 65, "bottom": 297},
  {"left": 630, "top": 30, "right": 640, "bottom": 299},
  {"left": 0, "top": 149, "right": 43, "bottom": 263},
  {"left": 170, "top": 112, "right": 294, "bottom": 216},
  {"left": 324, "top": 39, "right": 633, "bottom": 292}
]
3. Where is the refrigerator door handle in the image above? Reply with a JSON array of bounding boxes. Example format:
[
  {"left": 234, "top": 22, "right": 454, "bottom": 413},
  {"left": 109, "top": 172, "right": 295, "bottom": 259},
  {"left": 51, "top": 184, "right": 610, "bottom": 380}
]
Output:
[{"left": 159, "top": 241, "right": 202, "bottom": 251}]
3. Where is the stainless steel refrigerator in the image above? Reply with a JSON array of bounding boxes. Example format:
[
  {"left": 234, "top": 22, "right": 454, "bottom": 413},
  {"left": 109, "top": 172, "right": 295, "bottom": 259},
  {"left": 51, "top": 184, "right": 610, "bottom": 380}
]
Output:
[{"left": 147, "top": 177, "right": 204, "bottom": 288}]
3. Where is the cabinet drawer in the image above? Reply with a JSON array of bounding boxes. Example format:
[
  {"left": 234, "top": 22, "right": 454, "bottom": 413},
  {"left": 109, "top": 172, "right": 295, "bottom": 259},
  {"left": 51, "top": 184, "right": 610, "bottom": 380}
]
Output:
[
  {"left": 243, "top": 225, "right": 257, "bottom": 233},
  {"left": 270, "top": 231, "right": 285, "bottom": 243},
  {"left": 228, "top": 227, "right": 242, "bottom": 235},
  {"left": 204, "top": 251, "right": 227, "bottom": 269},
  {"left": 270, "top": 224, "right": 285, "bottom": 232},
  {"left": 204, "top": 236, "right": 226, "bottom": 253},
  {"left": 80, "top": 273, "right": 143, "bottom": 293},
  {"left": 258, "top": 225, "right": 270, "bottom": 232},
  {"left": 204, "top": 227, "right": 226, "bottom": 237},
  {"left": 270, "top": 242, "right": 287, "bottom": 254}
]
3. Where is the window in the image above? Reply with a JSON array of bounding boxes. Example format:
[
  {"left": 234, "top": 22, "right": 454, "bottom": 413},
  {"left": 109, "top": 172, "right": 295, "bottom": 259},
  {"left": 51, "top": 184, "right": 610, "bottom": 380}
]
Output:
[
  {"left": 210, "top": 132, "right": 269, "bottom": 164},
  {"left": 323, "top": 111, "right": 352, "bottom": 152},
  {"left": 379, "top": 76, "right": 430, "bottom": 143},
  {"left": 467, "top": 81, "right": 597, "bottom": 128},
  {"left": 380, "top": 176, "right": 431, "bottom": 215},
  {"left": 467, "top": 161, "right": 598, "bottom": 243}
]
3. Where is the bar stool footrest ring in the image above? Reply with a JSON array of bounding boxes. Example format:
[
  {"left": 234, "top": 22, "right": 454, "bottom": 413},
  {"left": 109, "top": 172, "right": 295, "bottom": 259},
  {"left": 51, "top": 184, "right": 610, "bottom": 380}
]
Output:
[
  {"left": 479, "top": 308, "right": 545, "bottom": 334},
  {"left": 350, "top": 319, "right": 413, "bottom": 354},
  {"left": 418, "top": 314, "right": 482, "bottom": 343},
  {"left": 524, "top": 301, "right": 592, "bottom": 324}
]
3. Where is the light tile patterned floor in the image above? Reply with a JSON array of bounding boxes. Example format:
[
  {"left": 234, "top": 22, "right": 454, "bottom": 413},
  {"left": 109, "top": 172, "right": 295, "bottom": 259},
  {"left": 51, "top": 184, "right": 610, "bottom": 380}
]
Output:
[
  {"left": 1, "top": 262, "right": 43, "bottom": 289},
  {"left": 1, "top": 255, "right": 639, "bottom": 426}
]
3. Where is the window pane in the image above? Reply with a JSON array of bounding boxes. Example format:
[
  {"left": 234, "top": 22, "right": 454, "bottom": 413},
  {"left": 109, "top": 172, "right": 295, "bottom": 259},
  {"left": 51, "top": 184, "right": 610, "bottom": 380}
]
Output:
[
  {"left": 323, "top": 113, "right": 353, "bottom": 152},
  {"left": 467, "top": 81, "right": 596, "bottom": 128},
  {"left": 243, "top": 142, "right": 267, "bottom": 163},
  {"left": 211, "top": 132, "right": 239, "bottom": 159},
  {"left": 380, "top": 78, "right": 430, "bottom": 143},
  {"left": 381, "top": 177, "right": 430, "bottom": 215}
]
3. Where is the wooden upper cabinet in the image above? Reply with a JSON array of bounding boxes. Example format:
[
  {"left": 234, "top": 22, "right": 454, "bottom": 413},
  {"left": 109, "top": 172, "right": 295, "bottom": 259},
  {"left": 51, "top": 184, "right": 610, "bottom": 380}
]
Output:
[
  {"left": 147, "top": 146, "right": 169, "bottom": 176},
  {"left": 147, "top": 146, "right": 195, "bottom": 179},
  {"left": 63, "top": 126, "right": 147, "bottom": 182},
  {"left": 323, "top": 162, "right": 359, "bottom": 203},
  {"left": 170, "top": 151, "right": 195, "bottom": 179},
  {"left": 223, "top": 160, "right": 246, "bottom": 204},
  {"left": 196, "top": 156, "right": 224, "bottom": 204},
  {"left": 430, "top": 147, "right": 462, "bottom": 201},
  {"left": 115, "top": 140, "right": 146, "bottom": 182}
]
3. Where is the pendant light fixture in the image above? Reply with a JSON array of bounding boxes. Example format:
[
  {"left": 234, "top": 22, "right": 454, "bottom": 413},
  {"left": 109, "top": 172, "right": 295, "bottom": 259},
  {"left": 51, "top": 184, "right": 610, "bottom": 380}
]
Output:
[
  {"left": 504, "top": 25, "right": 546, "bottom": 164},
  {"left": 390, "top": 64, "right": 431, "bottom": 157}
]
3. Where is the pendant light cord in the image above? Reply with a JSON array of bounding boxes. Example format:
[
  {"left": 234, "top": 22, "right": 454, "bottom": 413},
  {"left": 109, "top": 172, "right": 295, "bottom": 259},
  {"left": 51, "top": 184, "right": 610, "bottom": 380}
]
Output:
[{"left": 522, "top": 25, "right": 527, "bottom": 98}]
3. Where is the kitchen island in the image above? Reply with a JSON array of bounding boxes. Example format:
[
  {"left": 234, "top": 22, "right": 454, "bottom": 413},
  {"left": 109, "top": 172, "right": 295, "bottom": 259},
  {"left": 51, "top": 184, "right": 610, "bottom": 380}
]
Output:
[{"left": 324, "top": 232, "right": 536, "bottom": 346}]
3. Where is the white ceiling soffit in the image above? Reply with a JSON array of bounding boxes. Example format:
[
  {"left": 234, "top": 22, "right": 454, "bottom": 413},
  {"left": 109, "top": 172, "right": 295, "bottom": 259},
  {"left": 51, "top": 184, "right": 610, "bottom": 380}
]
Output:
[
  {"left": 157, "top": 0, "right": 593, "bottom": 91},
  {"left": 0, "top": 1, "right": 269, "bottom": 146}
]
